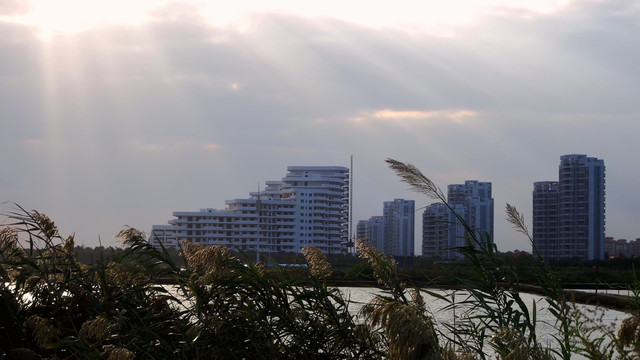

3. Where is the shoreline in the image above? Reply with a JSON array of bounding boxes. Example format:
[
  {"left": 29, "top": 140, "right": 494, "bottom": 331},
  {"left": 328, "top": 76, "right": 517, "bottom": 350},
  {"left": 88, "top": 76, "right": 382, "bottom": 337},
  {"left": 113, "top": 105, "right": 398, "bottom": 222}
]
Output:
[
  {"left": 157, "top": 278, "right": 636, "bottom": 312},
  {"left": 327, "top": 280, "right": 636, "bottom": 312}
]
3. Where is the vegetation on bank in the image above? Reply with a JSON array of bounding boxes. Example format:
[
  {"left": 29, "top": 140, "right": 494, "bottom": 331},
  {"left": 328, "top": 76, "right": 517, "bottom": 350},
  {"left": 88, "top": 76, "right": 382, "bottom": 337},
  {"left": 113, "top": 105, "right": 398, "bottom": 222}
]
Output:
[
  {"left": 2, "top": 159, "right": 640, "bottom": 359},
  {"left": 71, "top": 243, "right": 640, "bottom": 288}
]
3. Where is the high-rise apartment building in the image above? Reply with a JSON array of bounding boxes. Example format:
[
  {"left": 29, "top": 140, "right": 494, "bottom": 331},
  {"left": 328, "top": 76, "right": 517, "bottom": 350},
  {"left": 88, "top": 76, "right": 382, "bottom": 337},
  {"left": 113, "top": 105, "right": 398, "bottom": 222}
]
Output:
[
  {"left": 422, "top": 181, "right": 494, "bottom": 259},
  {"left": 357, "top": 199, "right": 415, "bottom": 257},
  {"left": 383, "top": 199, "right": 415, "bottom": 257},
  {"left": 532, "top": 181, "right": 559, "bottom": 259},
  {"left": 356, "top": 220, "right": 368, "bottom": 240},
  {"left": 357, "top": 216, "right": 387, "bottom": 253},
  {"left": 149, "top": 166, "right": 349, "bottom": 254},
  {"left": 533, "top": 154, "right": 605, "bottom": 260},
  {"left": 422, "top": 203, "right": 465, "bottom": 258},
  {"left": 448, "top": 181, "right": 495, "bottom": 242}
]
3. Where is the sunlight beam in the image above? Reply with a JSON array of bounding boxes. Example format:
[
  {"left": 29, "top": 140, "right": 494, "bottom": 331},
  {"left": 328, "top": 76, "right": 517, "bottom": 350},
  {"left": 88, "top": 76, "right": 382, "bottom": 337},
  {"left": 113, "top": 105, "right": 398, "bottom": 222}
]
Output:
[{"left": 3, "top": 0, "right": 572, "bottom": 39}]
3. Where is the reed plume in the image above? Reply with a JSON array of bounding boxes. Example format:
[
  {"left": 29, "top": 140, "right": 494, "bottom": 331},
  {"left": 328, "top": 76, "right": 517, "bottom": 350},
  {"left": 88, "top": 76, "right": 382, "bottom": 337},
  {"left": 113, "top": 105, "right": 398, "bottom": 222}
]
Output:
[{"left": 302, "top": 245, "right": 332, "bottom": 279}]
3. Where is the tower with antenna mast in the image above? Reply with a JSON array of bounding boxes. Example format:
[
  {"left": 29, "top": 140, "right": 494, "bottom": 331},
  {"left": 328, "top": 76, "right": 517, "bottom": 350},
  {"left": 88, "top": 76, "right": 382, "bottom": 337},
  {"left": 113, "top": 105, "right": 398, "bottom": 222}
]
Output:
[{"left": 347, "top": 155, "right": 355, "bottom": 255}]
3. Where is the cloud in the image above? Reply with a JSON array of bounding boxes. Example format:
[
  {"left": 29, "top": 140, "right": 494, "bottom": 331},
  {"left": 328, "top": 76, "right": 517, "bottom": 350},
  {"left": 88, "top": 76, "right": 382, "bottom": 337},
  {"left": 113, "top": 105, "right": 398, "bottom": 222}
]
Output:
[
  {"left": 202, "top": 143, "right": 221, "bottom": 151},
  {"left": 351, "top": 109, "right": 477, "bottom": 125},
  {"left": 22, "top": 139, "right": 42, "bottom": 149},
  {"left": 130, "top": 141, "right": 222, "bottom": 154},
  {"left": 0, "top": 0, "right": 638, "bottom": 251},
  {"left": 0, "top": 0, "right": 30, "bottom": 16}
]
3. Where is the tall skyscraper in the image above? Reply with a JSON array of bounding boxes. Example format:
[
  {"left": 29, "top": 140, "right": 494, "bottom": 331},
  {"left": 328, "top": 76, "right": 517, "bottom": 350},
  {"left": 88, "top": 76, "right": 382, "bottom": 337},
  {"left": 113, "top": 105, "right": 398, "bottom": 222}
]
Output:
[
  {"left": 533, "top": 154, "right": 606, "bottom": 260},
  {"left": 422, "top": 180, "right": 494, "bottom": 259},
  {"left": 532, "top": 181, "right": 559, "bottom": 259},
  {"left": 357, "top": 216, "right": 387, "bottom": 253},
  {"left": 356, "top": 220, "right": 369, "bottom": 240},
  {"left": 383, "top": 199, "right": 415, "bottom": 257},
  {"left": 447, "top": 181, "right": 495, "bottom": 242},
  {"left": 357, "top": 199, "right": 415, "bottom": 257},
  {"left": 422, "top": 203, "right": 466, "bottom": 258},
  {"left": 149, "top": 166, "right": 349, "bottom": 254}
]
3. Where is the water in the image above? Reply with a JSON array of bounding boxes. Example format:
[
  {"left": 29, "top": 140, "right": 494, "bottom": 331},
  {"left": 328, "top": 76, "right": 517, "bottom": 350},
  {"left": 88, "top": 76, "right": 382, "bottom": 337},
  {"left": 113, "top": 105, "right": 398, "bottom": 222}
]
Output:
[
  {"left": 163, "top": 284, "right": 630, "bottom": 357},
  {"left": 338, "top": 286, "right": 628, "bottom": 357},
  {"left": 165, "top": 284, "right": 628, "bottom": 338}
]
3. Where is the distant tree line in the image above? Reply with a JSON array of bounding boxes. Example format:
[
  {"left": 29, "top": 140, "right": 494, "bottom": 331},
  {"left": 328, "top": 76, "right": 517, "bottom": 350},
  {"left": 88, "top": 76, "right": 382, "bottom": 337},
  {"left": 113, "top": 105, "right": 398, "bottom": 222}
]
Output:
[{"left": 70, "top": 244, "right": 640, "bottom": 286}]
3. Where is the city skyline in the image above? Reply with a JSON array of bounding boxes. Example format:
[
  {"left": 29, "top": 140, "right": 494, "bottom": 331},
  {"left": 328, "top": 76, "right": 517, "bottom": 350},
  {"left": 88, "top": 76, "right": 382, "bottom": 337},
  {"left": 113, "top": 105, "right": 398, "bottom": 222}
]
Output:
[{"left": 1, "top": 1, "right": 639, "bottom": 253}]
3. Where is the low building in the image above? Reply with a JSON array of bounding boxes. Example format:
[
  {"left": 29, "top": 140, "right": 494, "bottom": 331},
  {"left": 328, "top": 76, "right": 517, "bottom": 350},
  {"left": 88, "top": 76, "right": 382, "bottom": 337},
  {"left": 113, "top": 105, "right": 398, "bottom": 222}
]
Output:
[{"left": 604, "top": 237, "right": 640, "bottom": 258}]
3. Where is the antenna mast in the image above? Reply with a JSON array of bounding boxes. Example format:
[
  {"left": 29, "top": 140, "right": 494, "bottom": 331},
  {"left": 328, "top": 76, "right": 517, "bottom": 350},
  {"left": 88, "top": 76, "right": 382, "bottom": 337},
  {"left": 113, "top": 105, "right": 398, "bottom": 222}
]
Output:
[{"left": 349, "top": 155, "right": 354, "bottom": 254}]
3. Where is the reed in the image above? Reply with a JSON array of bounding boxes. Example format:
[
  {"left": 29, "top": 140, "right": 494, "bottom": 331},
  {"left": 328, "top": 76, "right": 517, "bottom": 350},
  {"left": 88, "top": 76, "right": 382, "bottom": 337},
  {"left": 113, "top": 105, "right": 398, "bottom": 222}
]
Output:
[{"left": 0, "top": 204, "right": 380, "bottom": 359}]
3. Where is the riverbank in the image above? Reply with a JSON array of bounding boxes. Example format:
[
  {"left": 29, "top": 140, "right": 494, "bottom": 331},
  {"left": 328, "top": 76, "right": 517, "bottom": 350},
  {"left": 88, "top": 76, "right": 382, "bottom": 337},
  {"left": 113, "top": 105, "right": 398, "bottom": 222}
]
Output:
[
  {"left": 513, "top": 283, "right": 635, "bottom": 312},
  {"left": 323, "top": 279, "right": 636, "bottom": 312},
  {"left": 158, "top": 276, "right": 637, "bottom": 312}
]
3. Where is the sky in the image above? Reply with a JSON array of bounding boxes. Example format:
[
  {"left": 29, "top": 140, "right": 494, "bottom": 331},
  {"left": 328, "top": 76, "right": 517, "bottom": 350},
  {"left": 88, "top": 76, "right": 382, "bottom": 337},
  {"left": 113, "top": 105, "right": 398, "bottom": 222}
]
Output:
[{"left": 1, "top": 0, "right": 639, "bottom": 252}]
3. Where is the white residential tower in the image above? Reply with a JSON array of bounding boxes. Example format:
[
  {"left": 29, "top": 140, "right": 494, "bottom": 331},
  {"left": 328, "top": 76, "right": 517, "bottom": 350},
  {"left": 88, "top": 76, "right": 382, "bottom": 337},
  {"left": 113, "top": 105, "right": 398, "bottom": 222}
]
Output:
[{"left": 149, "top": 166, "right": 349, "bottom": 254}]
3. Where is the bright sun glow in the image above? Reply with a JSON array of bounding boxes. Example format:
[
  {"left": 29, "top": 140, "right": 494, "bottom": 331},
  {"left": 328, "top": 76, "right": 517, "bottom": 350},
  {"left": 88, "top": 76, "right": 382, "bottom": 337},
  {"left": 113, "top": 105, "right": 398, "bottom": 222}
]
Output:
[
  {"left": 5, "top": 0, "right": 571, "bottom": 38},
  {"left": 5, "top": 0, "right": 167, "bottom": 38}
]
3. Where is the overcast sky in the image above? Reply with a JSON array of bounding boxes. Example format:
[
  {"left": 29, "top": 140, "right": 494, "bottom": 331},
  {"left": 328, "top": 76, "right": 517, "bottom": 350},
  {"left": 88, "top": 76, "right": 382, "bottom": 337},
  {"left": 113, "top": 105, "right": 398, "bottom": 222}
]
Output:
[{"left": 1, "top": 0, "right": 638, "bottom": 252}]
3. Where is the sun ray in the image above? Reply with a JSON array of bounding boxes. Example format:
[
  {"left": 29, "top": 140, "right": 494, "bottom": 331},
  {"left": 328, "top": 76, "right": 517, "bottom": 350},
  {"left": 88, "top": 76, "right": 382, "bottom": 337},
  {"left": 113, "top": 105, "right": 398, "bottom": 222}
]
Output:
[{"left": 3, "top": 0, "right": 573, "bottom": 40}]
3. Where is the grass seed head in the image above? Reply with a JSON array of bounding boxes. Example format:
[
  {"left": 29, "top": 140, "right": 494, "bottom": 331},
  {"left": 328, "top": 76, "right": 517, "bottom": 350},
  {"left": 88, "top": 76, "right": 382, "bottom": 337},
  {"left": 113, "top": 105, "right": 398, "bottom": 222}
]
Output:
[
  {"left": 27, "top": 315, "right": 60, "bottom": 349},
  {"left": 357, "top": 238, "right": 398, "bottom": 286},
  {"left": 102, "top": 346, "right": 135, "bottom": 360},
  {"left": 31, "top": 211, "right": 58, "bottom": 239},
  {"left": 63, "top": 235, "right": 75, "bottom": 254},
  {"left": 385, "top": 158, "right": 446, "bottom": 202},
  {"left": 0, "top": 227, "right": 18, "bottom": 251},
  {"left": 618, "top": 315, "right": 640, "bottom": 350},
  {"left": 80, "top": 315, "right": 116, "bottom": 343},
  {"left": 105, "top": 261, "right": 149, "bottom": 288},
  {"left": 183, "top": 241, "right": 236, "bottom": 283},
  {"left": 301, "top": 246, "right": 332, "bottom": 279},
  {"left": 116, "top": 228, "right": 146, "bottom": 247}
]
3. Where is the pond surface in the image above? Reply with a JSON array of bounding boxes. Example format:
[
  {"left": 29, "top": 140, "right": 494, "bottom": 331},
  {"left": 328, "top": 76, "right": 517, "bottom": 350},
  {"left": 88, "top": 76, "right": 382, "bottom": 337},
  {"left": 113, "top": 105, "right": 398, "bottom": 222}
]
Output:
[{"left": 338, "top": 286, "right": 628, "bottom": 358}]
